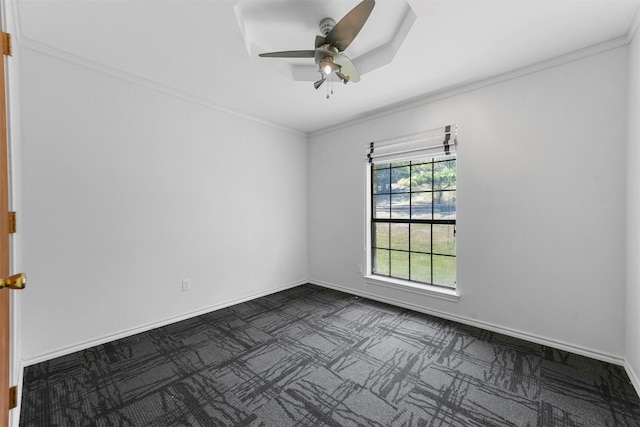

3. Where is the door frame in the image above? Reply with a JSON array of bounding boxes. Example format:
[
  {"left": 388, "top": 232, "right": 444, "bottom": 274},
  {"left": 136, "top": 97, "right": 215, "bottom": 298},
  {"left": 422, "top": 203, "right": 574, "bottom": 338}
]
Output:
[{"left": 0, "top": 1, "right": 22, "bottom": 426}]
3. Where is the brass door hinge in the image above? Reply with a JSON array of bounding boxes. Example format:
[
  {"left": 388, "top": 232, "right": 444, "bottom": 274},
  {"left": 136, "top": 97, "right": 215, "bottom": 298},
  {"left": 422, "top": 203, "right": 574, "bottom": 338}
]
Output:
[
  {"left": 1, "top": 273, "right": 25, "bottom": 290},
  {"left": 8, "top": 212, "right": 15, "bottom": 234},
  {"left": 8, "top": 386, "right": 17, "bottom": 410},
  {"left": 2, "top": 32, "right": 11, "bottom": 57}
]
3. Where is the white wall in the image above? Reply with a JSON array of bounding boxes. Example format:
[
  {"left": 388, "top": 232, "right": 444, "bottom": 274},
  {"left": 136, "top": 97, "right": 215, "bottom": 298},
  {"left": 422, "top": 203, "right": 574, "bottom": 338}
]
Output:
[
  {"left": 309, "top": 47, "right": 628, "bottom": 361},
  {"left": 16, "top": 21, "right": 633, "bottom": 369},
  {"left": 626, "top": 28, "right": 640, "bottom": 384},
  {"left": 19, "top": 50, "right": 309, "bottom": 362}
]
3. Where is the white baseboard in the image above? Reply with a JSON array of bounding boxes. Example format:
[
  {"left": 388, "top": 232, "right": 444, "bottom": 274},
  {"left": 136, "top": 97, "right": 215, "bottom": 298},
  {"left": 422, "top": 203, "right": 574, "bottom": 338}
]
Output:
[
  {"left": 22, "top": 279, "right": 306, "bottom": 367},
  {"left": 310, "top": 279, "right": 625, "bottom": 366},
  {"left": 625, "top": 359, "right": 640, "bottom": 397},
  {"left": 21, "top": 277, "right": 626, "bottom": 369}
]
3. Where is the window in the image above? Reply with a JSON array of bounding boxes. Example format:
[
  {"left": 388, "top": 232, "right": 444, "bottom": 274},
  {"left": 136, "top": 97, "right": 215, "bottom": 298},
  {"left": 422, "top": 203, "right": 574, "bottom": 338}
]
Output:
[{"left": 366, "top": 126, "right": 457, "bottom": 290}]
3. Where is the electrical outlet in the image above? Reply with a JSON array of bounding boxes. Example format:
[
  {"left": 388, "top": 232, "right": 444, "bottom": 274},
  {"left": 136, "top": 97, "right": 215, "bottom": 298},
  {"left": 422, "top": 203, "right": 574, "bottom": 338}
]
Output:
[{"left": 181, "top": 279, "right": 191, "bottom": 292}]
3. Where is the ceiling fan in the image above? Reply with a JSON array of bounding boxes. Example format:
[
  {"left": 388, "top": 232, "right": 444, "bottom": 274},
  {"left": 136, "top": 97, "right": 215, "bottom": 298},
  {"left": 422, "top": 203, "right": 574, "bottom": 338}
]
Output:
[{"left": 258, "top": 0, "right": 375, "bottom": 90}]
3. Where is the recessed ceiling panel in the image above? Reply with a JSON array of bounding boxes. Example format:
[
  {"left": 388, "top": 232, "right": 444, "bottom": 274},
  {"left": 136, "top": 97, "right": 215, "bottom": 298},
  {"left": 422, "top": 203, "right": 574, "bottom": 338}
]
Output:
[{"left": 235, "top": 0, "right": 415, "bottom": 81}]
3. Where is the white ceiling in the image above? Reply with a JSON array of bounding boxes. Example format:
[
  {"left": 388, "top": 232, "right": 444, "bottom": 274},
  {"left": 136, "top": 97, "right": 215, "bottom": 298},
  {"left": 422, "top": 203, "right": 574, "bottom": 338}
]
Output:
[{"left": 15, "top": 0, "right": 640, "bottom": 134}]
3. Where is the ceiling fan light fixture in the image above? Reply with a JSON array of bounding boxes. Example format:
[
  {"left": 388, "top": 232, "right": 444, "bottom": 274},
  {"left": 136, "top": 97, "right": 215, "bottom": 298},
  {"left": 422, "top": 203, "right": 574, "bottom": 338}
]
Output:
[
  {"left": 336, "top": 71, "right": 350, "bottom": 84},
  {"left": 314, "top": 77, "right": 326, "bottom": 90},
  {"left": 319, "top": 57, "right": 340, "bottom": 75}
]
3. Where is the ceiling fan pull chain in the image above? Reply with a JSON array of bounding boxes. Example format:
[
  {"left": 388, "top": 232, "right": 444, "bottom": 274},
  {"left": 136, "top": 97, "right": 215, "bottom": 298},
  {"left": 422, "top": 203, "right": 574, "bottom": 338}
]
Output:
[
  {"left": 326, "top": 74, "right": 335, "bottom": 99},
  {"left": 327, "top": 74, "right": 330, "bottom": 99}
]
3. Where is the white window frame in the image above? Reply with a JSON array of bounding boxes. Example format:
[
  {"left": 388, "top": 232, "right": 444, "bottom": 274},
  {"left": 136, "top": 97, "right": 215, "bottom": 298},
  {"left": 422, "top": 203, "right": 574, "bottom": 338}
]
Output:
[{"left": 363, "top": 126, "right": 460, "bottom": 302}]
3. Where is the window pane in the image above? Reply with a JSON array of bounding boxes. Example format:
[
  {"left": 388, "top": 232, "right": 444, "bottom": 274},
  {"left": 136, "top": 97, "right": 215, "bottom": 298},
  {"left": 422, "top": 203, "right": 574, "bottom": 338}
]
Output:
[
  {"left": 411, "top": 224, "right": 431, "bottom": 253},
  {"left": 390, "top": 223, "right": 409, "bottom": 251},
  {"left": 373, "top": 249, "right": 390, "bottom": 276},
  {"left": 433, "top": 191, "right": 456, "bottom": 219},
  {"left": 374, "top": 194, "right": 390, "bottom": 219},
  {"left": 392, "top": 161, "right": 410, "bottom": 167},
  {"left": 373, "top": 163, "right": 390, "bottom": 170},
  {"left": 370, "top": 155, "right": 456, "bottom": 288},
  {"left": 411, "top": 163, "right": 432, "bottom": 191},
  {"left": 433, "top": 255, "right": 456, "bottom": 287},
  {"left": 410, "top": 253, "right": 431, "bottom": 283},
  {"left": 390, "top": 250, "right": 409, "bottom": 280},
  {"left": 434, "top": 159, "right": 456, "bottom": 190},
  {"left": 373, "top": 223, "right": 390, "bottom": 249},
  {"left": 411, "top": 192, "right": 432, "bottom": 219},
  {"left": 433, "top": 224, "right": 455, "bottom": 255},
  {"left": 410, "top": 159, "right": 430, "bottom": 166},
  {"left": 373, "top": 166, "right": 390, "bottom": 195},
  {"left": 391, "top": 193, "right": 410, "bottom": 219},
  {"left": 391, "top": 166, "right": 410, "bottom": 193}
]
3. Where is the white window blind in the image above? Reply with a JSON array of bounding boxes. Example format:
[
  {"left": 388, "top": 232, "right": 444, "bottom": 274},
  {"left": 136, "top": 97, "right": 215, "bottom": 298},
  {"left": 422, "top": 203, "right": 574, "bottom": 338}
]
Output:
[{"left": 366, "top": 125, "right": 457, "bottom": 164}]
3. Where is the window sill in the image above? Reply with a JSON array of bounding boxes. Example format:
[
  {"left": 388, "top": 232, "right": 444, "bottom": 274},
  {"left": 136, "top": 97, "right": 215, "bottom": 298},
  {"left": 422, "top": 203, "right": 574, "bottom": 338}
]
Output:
[{"left": 364, "top": 275, "right": 460, "bottom": 302}]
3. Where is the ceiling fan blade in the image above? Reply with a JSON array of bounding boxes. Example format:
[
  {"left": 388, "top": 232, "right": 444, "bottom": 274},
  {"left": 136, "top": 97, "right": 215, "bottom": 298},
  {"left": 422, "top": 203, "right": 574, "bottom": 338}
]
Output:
[
  {"left": 325, "top": 0, "right": 375, "bottom": 52},
  {"left": 334, "top": 52, "right": 360, "bottom": 82},
  {"left": 315, "top": 35, "right": 326, "bottom": 49},
  {"left": 314, "top": 78, "right": 326, "bottom": 90},
  {"left": 259, "top": 50, "right": 315, "bottom": 58}
]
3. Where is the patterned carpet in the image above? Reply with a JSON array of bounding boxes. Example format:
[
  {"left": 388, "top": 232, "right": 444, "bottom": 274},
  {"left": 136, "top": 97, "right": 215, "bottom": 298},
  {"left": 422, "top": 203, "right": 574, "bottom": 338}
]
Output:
[{"left": 20, "top": 284, "right": 640, "bottom": 426}]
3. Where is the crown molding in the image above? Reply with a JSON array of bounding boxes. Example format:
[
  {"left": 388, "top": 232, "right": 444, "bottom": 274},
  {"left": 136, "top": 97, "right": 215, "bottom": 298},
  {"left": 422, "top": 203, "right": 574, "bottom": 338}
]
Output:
[
  {"left": 310, "top": 34, "right": 630, "bottom": 138},
  {"left": 19, "top": 37, "right": 307, "bottom": 137},
  {"left": 13, "top": 7, "right": 636, "bottom": 141}
]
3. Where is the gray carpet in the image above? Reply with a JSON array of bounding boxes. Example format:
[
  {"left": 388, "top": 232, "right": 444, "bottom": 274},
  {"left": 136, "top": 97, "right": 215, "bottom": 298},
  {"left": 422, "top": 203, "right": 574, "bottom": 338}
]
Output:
[{"left": 19, "top": 284, "right": 640, "bottom": 426}]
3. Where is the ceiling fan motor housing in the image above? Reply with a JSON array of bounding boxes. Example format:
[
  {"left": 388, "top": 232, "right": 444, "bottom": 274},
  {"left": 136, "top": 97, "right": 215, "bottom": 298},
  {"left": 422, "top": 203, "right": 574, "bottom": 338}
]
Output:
[{"left": 319, "top": 18, "right": 336, "bottom": 36}]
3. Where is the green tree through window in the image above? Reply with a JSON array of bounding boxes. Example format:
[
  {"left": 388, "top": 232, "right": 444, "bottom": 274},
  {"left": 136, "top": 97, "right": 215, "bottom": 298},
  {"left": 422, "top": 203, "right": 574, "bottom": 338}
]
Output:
[{"left": 371, "top": 155, "right": 456, "bottom": 287}]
